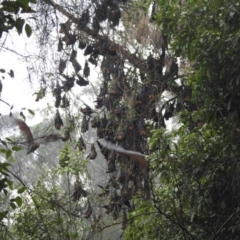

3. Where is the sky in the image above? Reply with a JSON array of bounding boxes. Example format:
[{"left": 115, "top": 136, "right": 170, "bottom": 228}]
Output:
[
  {"left": 0, "top": 31, "right": 46, "bottom": 118},
  {"left": 0, "top": 27, "right": 96, "bottom": 126}
]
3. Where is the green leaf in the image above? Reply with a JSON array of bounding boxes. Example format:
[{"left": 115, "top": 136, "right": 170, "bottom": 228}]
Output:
[
  {"left": 5, "top": 149, "right": 12, "bottom": 159},
  {"left": 12, "top": 146, "right": 22, "bottom": 151},
  {"left": 8, "top": 69, "right": 14, "bottom": 78},
  {"left": 10, "top": 202, "right": 16, "bottom": 209},
  {"left": 15, "top": 18, "right": 25, "bottom": 35},
  {"left": 17, "top": 0, "right": 29, "bottom": 11},
  {"left": 20, "top": 111, "right": 26, "bottom": 121},
  {"left": 1, "top": 1, "right": 20, "bottom": 14},
  {"left": 25, "top": 23, "right": 32, "bottom": 37},
  {"left": 0, "top": 211, "right": 8, "bottom": 221},
  {"left": 0, "top": 149, "right": 7, "bottom": 154},
  {"left": 6, "top": 138, "right": 14, "bottom": 143},
  {"left": 26, "top": 0, "right": 36, "bottom": 3},
  {"left": 3, "top": 189, "right": 8, "bottom": 195},
  {"left": 15, "top": 196, "right": 23, "bottom": 207},
  {"left": 28, "top": 109, "right": 35, "bottom": 115},
  {"left": 0, "top": 140, "right": 8, "bottom": 147},
  {"left": 7, "top": 181, "right": 14, "bottom": 190},
  {"left": 0, "top": 162, "right": 11, "bottom": 168},
  {"left": 17, "top": 186, "right": 26, "bottom": 194}
]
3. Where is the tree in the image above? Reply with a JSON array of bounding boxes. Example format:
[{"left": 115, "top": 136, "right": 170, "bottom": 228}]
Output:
[
  {"left": 3, "top": 0, "right": 240, "bottom": 239},
  {"left": 125, "top": 0, "right": 240, "bottom": 239}
]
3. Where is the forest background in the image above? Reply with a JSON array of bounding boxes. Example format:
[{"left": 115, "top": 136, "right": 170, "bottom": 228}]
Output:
[{"left": 1, "top": 0, "right": 240, "bottom": 239}]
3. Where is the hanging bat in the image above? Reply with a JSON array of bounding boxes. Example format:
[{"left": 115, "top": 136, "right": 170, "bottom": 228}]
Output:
[
  {"left": 61, "top": 94, "right": 70, "bottom": 108},
  {"left": 88, "top": 55, "right": 97, "bottom": 66},
  {"left": 98, "top": 138, "right": 148, "bottom": 168},
  {"left": 55, "top": 95, "right": 61, "bottom": 108},
  {"left": 0, "top": 79, "right": 2, "bottom": 98},
  {"left": 55, "top": 110, "right": 63, "bottom": 130},
  {"left": 80, "top": 105, "right": 94, "bottom": 116},
  {"left": 107, "top": 160, "right": 116, "bottom": 173},
  {"left": 72, "top": 182, "right": 88, "bottom": 202},
  {"left": 69, "top": 49, "right": 77, "bottom": 62},
  {"left": 96, "top": 140, "right": 108, "bottom": 158},
  {"left": 84, "top": 45, "right": 93, "bottom": 56},
  {"left": 78, "top": 41, "right": 86, "bottom": 49},
  {"left": 84, "top": 201, "right": 92, "bottom": 219},
  {"left": 122, "top": 211, "right": 128, "bottom": 230},
  {"left": 116, "top": 168, "right": 126, "bottom": 183},
  {"left": 57, "top": 38, "right": 63, "bottom": 52},
  {"left": 59, "top": 20, "right": 72, "bottom": 34},
  {"left": 81, "top": 114, "right": 89, "bottom": 133},
  {"left": 91, "top": 215, "right": 101, "bottom": 231},
  {"left": 72, "top": 59, "right": 81, "bottom": 73},
  {"left": 76, "top": 74, "right": 89, "bottom": 87},
  {"left": 59, "top": 58, "right": 66, "bottom": 74},
  {"left": 62, "top": 33, "right": 77, "bottom": 45},
  {"left": 61, "top": 74, "right": 75, "bottom": 91},
  {"left": 78, "top": 9, "right": 90, "bottom": 28},
  {"left": 87, "top": 144, "right": 97, "bottom": 160},
  {"left": 76, "top": 135, "right": 86, "bottom": 151},
  {"left": 83, "top": 60, "right": 90, "bottom": 78},
  {"left": 53, "top": 81, "right": 62, "bottom": 97},
  {"left": 90, "top": 117, "right": 99, "bottom": 128},
  {"left": 92, "top": 16, "right": 100, "bottom": 33}
]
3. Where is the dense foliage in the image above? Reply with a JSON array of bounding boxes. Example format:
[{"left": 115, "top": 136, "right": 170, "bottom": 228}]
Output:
[
  {"left": 125, "top": 0, "right": 240, "bottom": 239},
  {"left": 1, "top": 0, "right": 240, "bottom": 239}
]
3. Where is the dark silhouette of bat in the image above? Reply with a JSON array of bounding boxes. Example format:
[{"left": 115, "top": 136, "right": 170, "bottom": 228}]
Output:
[
  {"left": 98, "top": 139, "right": 148, "bottom": 168},
  {"left": 78, "top": 41, "right": 86, "bottom": 49},
  {"left": 80, "top": 104, "right": 94, "bottom": 116},
  {"left": 62, "top": 33, "right": 77, "bottom": 45},
  {"left": 76, "top": 135, "right": 86, "bottom": 151},
  {"left": 61, "top": 94, "right": 70, "bottom": 108},
  {"left": 107, "top": 160, "right": 116, "bottom": 173},
  {"left": 87, "top": 144, "right": 97, "bottom": 160},
  {"left": 83, "top": 60, "right": 90, "bottom": 78},
  {"left": 61, "top": 74, "right": 74, "bottom": 91},
  {"left": 78, "top": 9, "right": 90, "bottom": 28},
  {"left": 57, "top": 38, "right": 63, "bottom": 52},
  {"left": 59, "top": 19, "right": 72, "bottom": 34},
  {"left": 122, "top": 211, "right": 128, "bottom": 230},
  {"left": 84, "top": 45, "right": 93, "bottom": 56},
  {"left": 72, "top": 182, "right": 88, "bottom": 202},
  {"left": 91, "top": 215, "right": 101, "bottom": 231},
  {"left": 69, "top": 49, "right": 77, "bottom": 62},
  {"left": 55, "top": 110, "right": 63, "bottom": 130},
  {"left": 72, "top": 59, "right": 81, "bottom": 73},
  {"left": 76, "top": 74, "right": 89, "bottom": 86},
  {"left": 55, "top": 95, "right": 61, "bottom": 108},
  {"left": 59, "top": 58, "right": 66, "bottom": 74},
  {"left": 96, "top": 140, "right": 108, "bottom": 158},
  {"left": 0, "top": 80, "right": 2, "bottom": 98},
  {"left": 81, "top": 114, "right": 89, "bottom": 133},
  {"left": 84, "top": 201, "right": 92, "bottom": 218}
]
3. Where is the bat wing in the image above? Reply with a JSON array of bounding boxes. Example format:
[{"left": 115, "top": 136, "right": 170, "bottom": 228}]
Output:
[
  {"left": 40, "top": 134, "right": 62, "bottom": 144},
  {"left": 16, "top": 119, "right": 34, "bottom": 142},
  {"left": 98, "top": 139, "right": 148, "bottom": 168}
]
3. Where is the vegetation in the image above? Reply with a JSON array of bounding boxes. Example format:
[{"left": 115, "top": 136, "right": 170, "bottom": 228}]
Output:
[{"left": 1, "top": 0, "right": 240, "bottom": 239}]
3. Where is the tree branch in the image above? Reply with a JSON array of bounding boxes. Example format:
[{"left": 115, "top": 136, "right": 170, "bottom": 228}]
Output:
[{"left": 40, "top": 0, "right": 146, "bottom": 70}]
